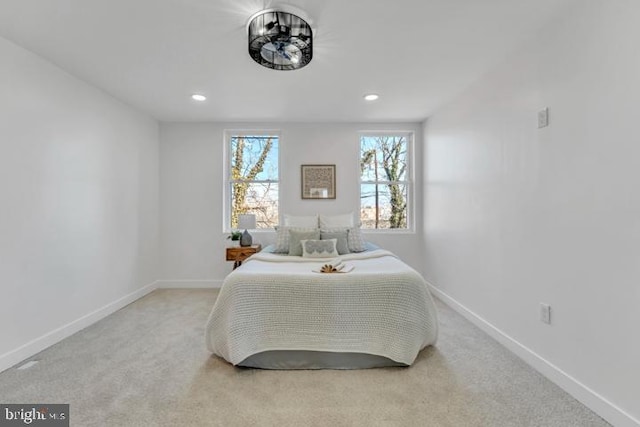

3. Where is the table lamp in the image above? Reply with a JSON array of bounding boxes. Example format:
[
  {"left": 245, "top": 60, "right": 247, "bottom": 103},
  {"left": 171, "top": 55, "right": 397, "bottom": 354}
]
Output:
[{"left": 238, "top": 214, "right": 256, "bottom": 247}]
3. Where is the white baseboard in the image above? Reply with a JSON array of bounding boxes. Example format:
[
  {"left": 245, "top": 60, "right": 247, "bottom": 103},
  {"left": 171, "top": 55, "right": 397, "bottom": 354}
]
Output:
[
  {"left": 156, "top": 280, "right": 223, "bottom": 289},
  {"left": 427, "top": 282, "right": 639, "bottom": 427},
  {"left": 0, "top": 281, "right": 158, "bottom": 374}
]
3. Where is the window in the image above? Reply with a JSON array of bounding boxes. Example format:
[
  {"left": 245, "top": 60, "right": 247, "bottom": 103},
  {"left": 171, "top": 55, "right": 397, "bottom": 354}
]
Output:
[
  {"left": 359, "top": 133, "right": 412, "bottom": 230},
  {"left": 226, "top": 133, "right": 279, "bottom": 229}
]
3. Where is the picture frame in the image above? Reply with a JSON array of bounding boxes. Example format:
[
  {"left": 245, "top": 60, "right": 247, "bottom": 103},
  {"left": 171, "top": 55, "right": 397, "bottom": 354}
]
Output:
[{"left": 301, "top": 164, "right": 336, "bottom": 199}]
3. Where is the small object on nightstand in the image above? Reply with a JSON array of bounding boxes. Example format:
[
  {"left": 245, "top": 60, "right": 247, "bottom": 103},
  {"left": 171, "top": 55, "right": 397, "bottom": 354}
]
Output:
[
  {"left": 238, "top": 214, "right": 256, "bottom": 247},
  {"left": 226, "top": 231, "right": 242, "bottom": 247},
  {"left": 226, "top": 244, "right": 261, "bottom": 270}
]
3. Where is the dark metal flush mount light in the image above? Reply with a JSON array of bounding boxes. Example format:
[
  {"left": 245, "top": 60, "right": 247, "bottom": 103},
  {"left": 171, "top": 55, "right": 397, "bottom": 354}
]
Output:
[{"left": 247, "top": 9, "right": 313, "bottom": 70}]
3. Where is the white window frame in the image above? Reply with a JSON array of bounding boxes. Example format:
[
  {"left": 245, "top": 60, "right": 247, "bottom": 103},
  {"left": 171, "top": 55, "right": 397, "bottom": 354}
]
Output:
[
  {"left": 358, "top": 131, "right": 414, "bottom": 233},
  {"left": 223, "top": 130, "right": 281, "bottom": 231}
]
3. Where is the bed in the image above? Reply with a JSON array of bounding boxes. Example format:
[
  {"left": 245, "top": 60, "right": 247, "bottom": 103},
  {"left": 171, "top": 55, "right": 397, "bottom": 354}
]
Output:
[{"left": 205, "top": 245, "right": 438, "bottom": 369}]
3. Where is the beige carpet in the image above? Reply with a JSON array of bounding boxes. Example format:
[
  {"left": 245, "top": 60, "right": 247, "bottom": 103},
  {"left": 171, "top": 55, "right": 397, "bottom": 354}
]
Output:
[{"left": 0, "top": 289, "right": 609, "bottom": 427}]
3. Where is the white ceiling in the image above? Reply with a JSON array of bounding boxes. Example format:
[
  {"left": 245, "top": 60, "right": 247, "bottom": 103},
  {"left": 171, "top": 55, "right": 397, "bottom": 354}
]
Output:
[{"left": 0, "top": 0, "right": 578, "bottom": 122}]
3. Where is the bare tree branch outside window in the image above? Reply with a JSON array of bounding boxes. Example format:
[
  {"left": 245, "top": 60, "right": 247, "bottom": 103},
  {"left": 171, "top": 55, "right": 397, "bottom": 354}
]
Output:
[
  {"left": 229, "top": 135, "right": 279, "bottom": 229},
  {"left": 360, "top": 134, "right": 410, "bottom": 229}
]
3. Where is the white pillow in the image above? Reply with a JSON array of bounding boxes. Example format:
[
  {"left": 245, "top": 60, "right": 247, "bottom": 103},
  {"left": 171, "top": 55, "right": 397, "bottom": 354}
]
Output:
[
  {"left": 301, "top": 239, "right": 339, "bottom": 258},
  {"left": 273, "top": 226, "right": 317, "bottom": 253},
  {"left": 319, "top": 212, "right": 355, "bottom": 229},
  {"left": 283, "top": 214, "right": 319, "bottom": 228}
]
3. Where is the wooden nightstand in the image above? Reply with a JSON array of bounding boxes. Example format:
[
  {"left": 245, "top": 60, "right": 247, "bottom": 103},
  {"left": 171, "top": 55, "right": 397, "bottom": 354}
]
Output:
[{"left": 226, "top": 245, "right": 262, "bottom": 270}]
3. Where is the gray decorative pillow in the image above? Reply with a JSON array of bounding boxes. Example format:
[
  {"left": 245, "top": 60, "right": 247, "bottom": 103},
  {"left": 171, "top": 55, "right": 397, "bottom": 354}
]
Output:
[
  {"left": 288, "top": 229, "right": 321, "bottom": 256},
  {"left": 301, "top": 239, "right": 339, "bottom": 258},
  {"left": 320, "top": 230, "right": 350, "bottom": 255},
  {"left": 322, "top": 227, "right": 366, "bottom": 252},
  {"left": 274, "top": 226, "right": 317, "bottom": 253},
  {"left": 347, "top": 227, "right": 366, "bottom": 252}
]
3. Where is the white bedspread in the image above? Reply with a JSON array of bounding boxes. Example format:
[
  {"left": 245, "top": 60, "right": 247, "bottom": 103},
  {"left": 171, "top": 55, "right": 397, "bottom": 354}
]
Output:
[{"left": 205, "top": 249, "right": 438, "bottom": 366}]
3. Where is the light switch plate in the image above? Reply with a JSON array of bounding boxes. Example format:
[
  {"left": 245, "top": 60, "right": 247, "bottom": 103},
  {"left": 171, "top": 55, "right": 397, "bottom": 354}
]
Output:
[
  {"left": 538, "top": 108, "right": 549, "bottom": 128},
  {"left": 540, "top": 303, "right": 551, "bottom": 324}
]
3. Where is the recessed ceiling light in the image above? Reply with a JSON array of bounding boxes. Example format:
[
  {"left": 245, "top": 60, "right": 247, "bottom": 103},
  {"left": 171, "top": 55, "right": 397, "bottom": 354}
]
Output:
[
  {"left": 191, "top": 94, "right": 207, "bottom": 101},
  {"left": 364, "top": 94, "right": 379, "bottom": 101}
]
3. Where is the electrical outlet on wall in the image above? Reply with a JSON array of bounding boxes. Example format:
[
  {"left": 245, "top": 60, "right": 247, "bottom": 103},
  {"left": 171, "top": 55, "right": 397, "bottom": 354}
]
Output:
[
  {"left": 538, "top": 107, "right": 549, "bottom": 128},
  {"left": 540, "top": 303, "right": 551, "bottom": 324}
]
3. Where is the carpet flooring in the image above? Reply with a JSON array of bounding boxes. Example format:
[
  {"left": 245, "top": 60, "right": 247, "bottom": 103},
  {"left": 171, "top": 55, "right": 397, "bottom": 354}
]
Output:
[{"left": 0, "top": 289, "right": 609, "bottom": 426}]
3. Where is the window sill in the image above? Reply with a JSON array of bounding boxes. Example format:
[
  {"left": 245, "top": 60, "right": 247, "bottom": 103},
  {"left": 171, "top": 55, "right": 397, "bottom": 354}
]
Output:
[{"left": 361, "top": 229, "right": 416, "bottom": 235}]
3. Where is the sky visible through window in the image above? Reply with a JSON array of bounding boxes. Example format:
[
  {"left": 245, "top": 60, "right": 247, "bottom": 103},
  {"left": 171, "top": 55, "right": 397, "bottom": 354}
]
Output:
[{"left": 231, "top": 136, "right": 279, "bottom": 181}]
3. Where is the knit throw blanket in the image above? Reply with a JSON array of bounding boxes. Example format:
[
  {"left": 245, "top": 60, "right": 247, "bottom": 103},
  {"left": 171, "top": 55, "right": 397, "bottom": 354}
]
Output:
[{"left": 205, "top": 249, "right": 438, "bottom": 366}]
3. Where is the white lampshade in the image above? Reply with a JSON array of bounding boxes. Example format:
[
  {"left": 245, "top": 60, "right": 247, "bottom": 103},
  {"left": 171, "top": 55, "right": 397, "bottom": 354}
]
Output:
[{"left": 238, "top": 214, "right": 257, "bottom": 230}]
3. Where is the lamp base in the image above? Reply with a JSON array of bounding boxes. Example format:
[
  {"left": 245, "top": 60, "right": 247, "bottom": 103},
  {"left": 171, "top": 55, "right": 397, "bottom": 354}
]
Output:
[{"left": 240, "top": 230, "right": 253, "bottom": 247}]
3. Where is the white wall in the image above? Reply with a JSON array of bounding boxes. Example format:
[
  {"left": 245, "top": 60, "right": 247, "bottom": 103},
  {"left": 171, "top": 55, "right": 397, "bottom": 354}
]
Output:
[
  {"left": 0, "top": 36, "right": 159, "bottom": 371},
  {"left": 159, "top": 122, "right": 423, "bottom": 285},
  {"left": 423, "top": 1, "right": 640, "bottom": 426}
]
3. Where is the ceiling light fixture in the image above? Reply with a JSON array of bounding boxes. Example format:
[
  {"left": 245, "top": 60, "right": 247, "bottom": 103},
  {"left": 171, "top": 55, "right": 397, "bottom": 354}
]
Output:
[
  {"left": 247, "top": 8, "right": 313, "bottom": 71},
  {"left": 191, "top": 94, "right": 207, "bottom": 101},
  {"left": 364, "top": 94, "right": 379, "bottom": 101}
]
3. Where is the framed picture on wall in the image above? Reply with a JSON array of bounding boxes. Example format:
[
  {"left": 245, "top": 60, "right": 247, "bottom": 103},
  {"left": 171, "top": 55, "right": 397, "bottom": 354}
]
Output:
[{"left": 301, "top": 164, "right": 336, "bottom": 199}]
